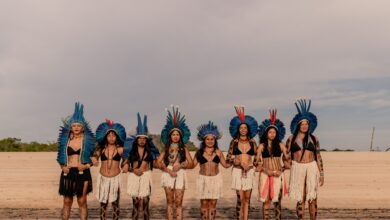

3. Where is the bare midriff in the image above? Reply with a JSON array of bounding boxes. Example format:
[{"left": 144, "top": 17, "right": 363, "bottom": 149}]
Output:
[
  {"left": 238, "top": 153, "right": 253, "bottom": 169},
  {"left": 67, "top": 137, "right": 83, "bottom": 167},
  {"left": 292, "top": 150, "right": 315, "bottom": 163},
  {"left": 100, "top": 160, "right": 121, "bottom": 177},
  {"left": 263, "top": 157, "right": 283, "bottom": 172},
  {"left": 199, "top": 162, "right": 219, "bottom": 176}
]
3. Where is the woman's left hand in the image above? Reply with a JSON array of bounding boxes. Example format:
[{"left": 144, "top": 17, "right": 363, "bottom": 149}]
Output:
[
  {"left": 77, "top": 163, "right": 88, "bottom": 171},
  {"left": 122, "top": 164, "right": 129, "bottom": 173},
  {"left": 91, "top": 157, "right": 98, "bottom": 166},
  {"left": 172, "top": 163, "right": 181, "bottom": 172},
  {"left": 319, "top": 176, "right": 324, "bottom": 186},
  {"left": 241, "top": 163, "right": 250, "bottom": 171},
  {"left": 274, "top": 170, "right": 282, "bottom": 177}
]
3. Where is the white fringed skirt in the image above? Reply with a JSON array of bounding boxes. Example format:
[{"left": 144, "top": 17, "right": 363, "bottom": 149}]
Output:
[
  {"left": 196, "top": 173, "right": 223, "bottom": 199},
  {"left": 289, "top": 161, "right": 320, "bottom": 202},
  {"left": 127, "top": 170, "right": 152, "bottom": 198},
  {"left": 95, "top": 173, "right": 121, "bottom": 203},
  {"left": 231, "top": 167, "right": 255, "bottom": 191},
  {"left": 161, "top": 165, "right": 188, "bottom": 190}
]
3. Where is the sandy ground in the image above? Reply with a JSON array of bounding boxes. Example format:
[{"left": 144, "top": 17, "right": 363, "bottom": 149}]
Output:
[{"left": 0, "top": 152, "right": 389, "bottom": 219}]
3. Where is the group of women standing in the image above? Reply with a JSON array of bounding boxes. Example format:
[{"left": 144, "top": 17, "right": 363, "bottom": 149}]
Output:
[{"left": 56, "top": 99, "right": 324, "bottom": 220}]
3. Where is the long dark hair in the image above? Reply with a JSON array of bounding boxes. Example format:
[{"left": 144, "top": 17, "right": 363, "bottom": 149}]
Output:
[
  {"left": 129, "top": 136, "right": 153, "bottom": 170},
  {"left": 94, "top": 130, "right": 120, "bottom": 157},
  {"left": 260, "top": 127, "right": 281, "bottom": 157},
  {"left": 233, "top": 123, "right": 255, "bottom": 149},
  {"left": 163, "top": 130, "right": 186, "bottom": 166},
  {"left": 291, "top": 121, "right": 317, "bottom": 159},
  {"left": 195, "top": 136, "right": 219, "bottom": 160}
]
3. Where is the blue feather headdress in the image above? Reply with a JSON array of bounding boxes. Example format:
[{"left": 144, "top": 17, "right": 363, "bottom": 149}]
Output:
[
  {"left": 68, "top": 102, "right": 86, "bottom": 125},
  {"left": 229, "top": 106, "right": 258, "bottom": 139},
  {"left": 290, "top": 98, "right": 318, "bottom": 134},
  {"left": 57, "top": 102, "right": 95, "bottom": 165},
  {"left": 160, "top": 105, "right": 191, "bottom": 145},
  {"left": 136, "top": 113, "right": 148, "bottom": 137},
  {"left": 197, "top": 121, "right": 222, "bottom": 141},
  {"left": 258, "top": 109, "right": 286, "bottom": 141},
  {"left": 123, "top": 113, "right": 160, "bottom": 160},
  {"left": 96, "top": 119, "right": 127, "bottom": 146}
]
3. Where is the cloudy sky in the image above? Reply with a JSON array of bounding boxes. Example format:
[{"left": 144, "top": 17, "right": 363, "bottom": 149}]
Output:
[{"left": 1, "top": 1, "right": 390, "bottom": 151}]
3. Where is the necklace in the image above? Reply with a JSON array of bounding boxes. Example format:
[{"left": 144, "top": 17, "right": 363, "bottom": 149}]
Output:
[
  {"left": 239, "top": 138, "right": 249, "bottom": 144},
  {"left": 168, "top": 145, "right": 178, "bottom": 164},
  {"left": 205, "top": 150, "right": 213, "bottom": 158},
  {"left": 170, "top": 143, "right": 179, "bottom": 148},
  {"left": 73, "top": 134, "right": 83, "bottom": 139},
  {"left": 205, "top": 146, "right": 214, "bottom": 156},
  {"left": 106, "top": 145, "right": 116, "bottom": 171}
]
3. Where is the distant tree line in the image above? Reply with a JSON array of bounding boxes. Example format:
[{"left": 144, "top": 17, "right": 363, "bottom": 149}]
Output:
[
  {"left": 0, "top": 137, "right": 57, "bottom": 152},
  {"left": 0, "top": 135, "right": 198, "bottom": 152},
  {"left": 330, "top": 148, "right": 354, "bottom": 152}
]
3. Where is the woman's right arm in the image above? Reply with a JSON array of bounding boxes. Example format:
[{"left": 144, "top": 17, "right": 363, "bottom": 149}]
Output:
[
  {"left": 91, "top": 146, "right": 101, "bottom": 166},
  {"left": 187, "top": 150, "right": 199, "bottom": 169},
  {"left": 283, "top": 136, "right": 293, "bottom": 167},
  {"left": 254, "top": 144, "right": 264, "bottom": 172},
  {"left": 217, "top": 150, "right": 231, "bottom": 168},
  {"left": 226, "top": 140, "right": 235, "bottom": 165},
  {"left": 157, "top": 151, "right": 166, "bottom": 171}
]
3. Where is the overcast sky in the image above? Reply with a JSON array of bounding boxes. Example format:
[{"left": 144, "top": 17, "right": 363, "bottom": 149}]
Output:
[{"left": 1, "top": 1, "right": 390, "bottom": 151}]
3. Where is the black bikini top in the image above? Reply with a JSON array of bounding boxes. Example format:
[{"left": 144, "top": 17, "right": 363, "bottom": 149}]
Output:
[
  {"left": 67, "top": 146, "right": 81, "bottom": 156},
  {"left": 290, "top": 137, "right": 316, "bottom": 154},
  {"left": 262, "top": 144, "right": 282, "bottom": 158},
  {"left": 197, "top": 152, "right": 220, "bottom": 164},
  {"left": 101, "top": 150, "right": 121, "bottom": 161},
  {"left": 233, "top": 141, "right": 256, "bottom": 156}
]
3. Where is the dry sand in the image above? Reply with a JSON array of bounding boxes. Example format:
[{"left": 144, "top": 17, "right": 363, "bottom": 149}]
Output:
[{"left": 0, "top": 152, "right": 389, "bottom": 219}]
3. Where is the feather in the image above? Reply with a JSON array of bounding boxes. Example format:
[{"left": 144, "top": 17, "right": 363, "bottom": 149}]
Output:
[
  {"left": 160, "top": 105, "right": 191, "bottom": 144},
  {"left": 57, "top": 102, "right": 95, "bottom": 165},
  {"left": 230, "top": 106, "right": 258, "bottom": 139},
  {"left": 290, "top": 98, "right": 318, "bottom": 134}
]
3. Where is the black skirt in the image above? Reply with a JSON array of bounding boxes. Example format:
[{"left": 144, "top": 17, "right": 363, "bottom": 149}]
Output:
[{"left": 59, "top": 167, "right": 92, "bottom": 197}]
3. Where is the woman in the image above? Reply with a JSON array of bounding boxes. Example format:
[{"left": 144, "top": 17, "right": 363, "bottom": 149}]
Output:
[
  {"left": 122, "top": 113, "right": 160, "bottom": 220},
  {"left": 190, "top": 121, "right": 230, "bottom": 220},
  {"left": 287, "top": 99, "right": 324, "bottom": 220},
  {"left": 157, "top": 106, "right": 193, "bottom": 220},
  {"left": 93, "top": 119, "right": 127, "bottom": 220},
  {"left": 57, "top": 102, "right": 95, "bottom": 220},
  {"left": 226, "top": 106, "right": 258, "bottom": 220},
  {"left": 256, "top": 109, "right": 289, "bottom": 220}
]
